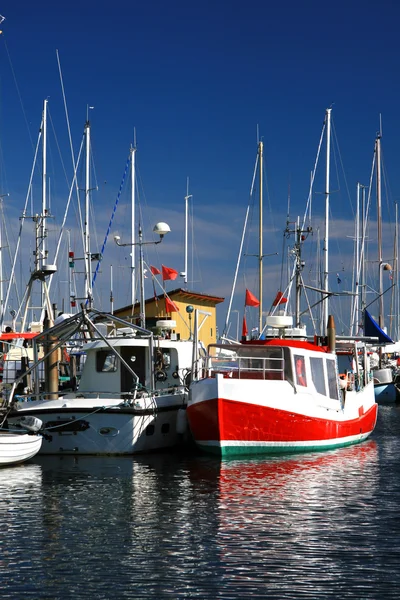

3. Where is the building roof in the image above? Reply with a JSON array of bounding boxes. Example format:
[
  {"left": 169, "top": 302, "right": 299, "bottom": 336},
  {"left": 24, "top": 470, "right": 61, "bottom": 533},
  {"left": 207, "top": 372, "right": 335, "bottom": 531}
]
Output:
[{"left": 114, "top": 288, "right": 225, "bottom": 315}]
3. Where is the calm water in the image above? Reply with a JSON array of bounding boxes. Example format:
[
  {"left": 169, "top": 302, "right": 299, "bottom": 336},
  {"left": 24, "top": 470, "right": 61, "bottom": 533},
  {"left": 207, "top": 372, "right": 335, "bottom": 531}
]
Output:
[{"left": 1, "top": 406, "right": 400, "bottom": 599}]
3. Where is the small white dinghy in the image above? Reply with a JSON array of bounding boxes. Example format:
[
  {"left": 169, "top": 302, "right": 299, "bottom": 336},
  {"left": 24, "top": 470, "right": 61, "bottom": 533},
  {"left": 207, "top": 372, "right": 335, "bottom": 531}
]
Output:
[{"left": 0, "top": 416, "right": 43, "bottom": 467}]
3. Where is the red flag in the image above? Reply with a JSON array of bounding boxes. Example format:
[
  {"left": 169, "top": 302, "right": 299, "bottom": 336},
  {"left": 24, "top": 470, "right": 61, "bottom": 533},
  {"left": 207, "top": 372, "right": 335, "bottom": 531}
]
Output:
[
  {"left": 272, "top": 291, "right": 288, "bottom": 306},
  {"left": 162, "top": 265, "right": 178, "bottom": 281},
  {"left": 150, "top": 265, "right": 161, "bottom": 276},
  {"left": 245, "top": 289, "right": 260, "bottom": 307},
  {"left": 242, "top": 315, "right": 248, "bottom": 338},
  {"left": 165, "top": 295, "right": 180, "bottom": 313}
]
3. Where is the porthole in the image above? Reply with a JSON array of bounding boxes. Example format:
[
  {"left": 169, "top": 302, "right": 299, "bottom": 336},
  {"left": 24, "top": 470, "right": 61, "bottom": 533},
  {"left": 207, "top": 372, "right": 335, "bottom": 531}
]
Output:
[{"left": 146, "top": 424, "right": 155, "bottom": 436}]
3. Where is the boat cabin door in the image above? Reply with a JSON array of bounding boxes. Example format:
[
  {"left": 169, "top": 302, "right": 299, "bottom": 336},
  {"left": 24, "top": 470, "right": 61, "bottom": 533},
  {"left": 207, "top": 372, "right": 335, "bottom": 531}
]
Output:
[{"left": 120, "top": 347, "right": 147, "bottom": 392}]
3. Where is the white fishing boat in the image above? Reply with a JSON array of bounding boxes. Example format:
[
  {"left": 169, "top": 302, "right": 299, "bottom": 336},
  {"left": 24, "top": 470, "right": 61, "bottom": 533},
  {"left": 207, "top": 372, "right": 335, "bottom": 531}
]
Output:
[
  {"left": 0, "top": 416, "right": 43, "bottom": 466},
  {"left": 7, "top": 308, "right": 196, "bottom": 455}
]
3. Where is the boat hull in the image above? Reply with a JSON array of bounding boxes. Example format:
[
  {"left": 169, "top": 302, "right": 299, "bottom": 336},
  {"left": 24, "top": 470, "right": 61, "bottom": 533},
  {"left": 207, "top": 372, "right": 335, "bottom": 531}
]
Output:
[
  {"left": 374, "top": 382, "right": 400, "bottom": 403},
  {"left": 187, "top": 376, "right": 378, "bottom": 457},
  {"left": 0, "top": 433, "right": 43, "bottom": 466},
  {"left": 10, "top": 396, "right": 189, "bottom": 455}
]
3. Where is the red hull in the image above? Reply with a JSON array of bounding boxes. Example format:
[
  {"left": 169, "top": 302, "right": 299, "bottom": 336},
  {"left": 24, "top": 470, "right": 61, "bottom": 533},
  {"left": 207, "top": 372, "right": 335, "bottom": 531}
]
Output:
[{"left": 187, "top": 398, "right": 378, "bottom": 444}]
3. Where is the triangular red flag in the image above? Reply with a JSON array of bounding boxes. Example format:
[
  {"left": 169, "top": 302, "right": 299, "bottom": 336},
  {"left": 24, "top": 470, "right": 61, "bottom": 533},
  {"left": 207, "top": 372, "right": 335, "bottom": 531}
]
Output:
[
  {"left": 162, "top": 265, "right": 178, "bottom": 281},
  {"left": 242, "top": 315, "right": 248, "bottom": 338},
  {"left": 272, "top": 291, "right": 288, "bottom": 306},
  {"left": 165, "top": 295, "right": 180, "bottom": 313},
  {"left": 150, "top": 265, "right": 161, "bottom": 276},
  {"left": 245, "top": 288, "right": 260, "bottom": 307}
]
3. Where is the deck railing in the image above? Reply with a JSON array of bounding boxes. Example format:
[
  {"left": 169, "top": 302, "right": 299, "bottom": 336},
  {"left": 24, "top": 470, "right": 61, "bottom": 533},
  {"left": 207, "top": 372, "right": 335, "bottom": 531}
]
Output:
[{"left": 208, "top": 354, "right": 285, "bottom": 381}]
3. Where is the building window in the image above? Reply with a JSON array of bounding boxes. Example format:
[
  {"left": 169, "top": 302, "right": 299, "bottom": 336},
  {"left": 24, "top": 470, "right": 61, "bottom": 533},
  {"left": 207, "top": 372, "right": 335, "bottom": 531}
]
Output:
[{"left": 96, "top": 351, "right": 118, "bottom": 372}]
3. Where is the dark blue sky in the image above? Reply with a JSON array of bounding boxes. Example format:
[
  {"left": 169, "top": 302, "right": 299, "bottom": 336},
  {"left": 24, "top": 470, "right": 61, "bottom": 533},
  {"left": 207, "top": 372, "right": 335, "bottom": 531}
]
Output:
[{"left": 0, "top": 1, "right": 399, "bottom": 334}]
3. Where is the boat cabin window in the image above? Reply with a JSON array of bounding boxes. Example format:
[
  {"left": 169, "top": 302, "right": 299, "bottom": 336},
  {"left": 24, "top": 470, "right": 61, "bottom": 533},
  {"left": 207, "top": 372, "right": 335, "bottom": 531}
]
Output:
[
  {"left": 155, "top": 349, "right": 171, "bottom": 371},
  {"left": 294, "top": 355, "right": 307, "bottom": 386},
  {"left": 206, "top": 344, "right": 285, "bottom": 380},
  {"left": 96, "top": 351, "right": 118, "bottom": 373},
  {"left": 326, "top": 359, "right": 339, "bottom": 400},
  {"left": 310, "top": 357, "right": 326, "bottom": 395}
]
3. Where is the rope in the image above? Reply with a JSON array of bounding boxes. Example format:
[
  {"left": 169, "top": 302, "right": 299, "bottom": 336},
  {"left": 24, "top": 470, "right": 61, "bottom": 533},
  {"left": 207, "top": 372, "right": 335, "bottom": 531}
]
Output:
[{"left": 90, "top": 152, "right": 131, "bottom": 299}]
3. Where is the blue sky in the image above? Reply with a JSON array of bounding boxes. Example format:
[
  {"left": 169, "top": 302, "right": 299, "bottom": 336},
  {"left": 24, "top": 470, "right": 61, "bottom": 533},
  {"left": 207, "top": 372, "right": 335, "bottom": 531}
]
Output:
[{"left": 0, "top": 1, "right": 399, "bottom": 336}]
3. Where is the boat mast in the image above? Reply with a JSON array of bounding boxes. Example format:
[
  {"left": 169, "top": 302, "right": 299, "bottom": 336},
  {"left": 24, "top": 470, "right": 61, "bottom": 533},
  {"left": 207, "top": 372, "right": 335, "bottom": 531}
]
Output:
[
  {"left": 41, "top": 99, "right": 48, "bottom": 270},
  {"left": 84, "top": 117, "right": 92, "bottom": 307},
  {"left": 184, "top": 177, "right": 192, "bottom": 288},
  {"left": 376, "top": 132, "right": 384, "bottom": 330},
  {"left": 110, "top": 264, "right": 114, "bottom": 315},
  {"left": 138, "top": 225, "right": 146, "bottom": 329},
  {"left": 361, "top": 185, "right": 367, "bottom": 316},
  {"left": 395, "top": 203, "right": 399, "bottom": 340},
  {"left": 322, "top": 107, "right": 331, "bottom": 334},
  {"left": 350, "top": 183, "right": 361, "bottom": 336},
  {"left": 130, "top": 139, "right": 136, "bottom": 307},
  {"left": 0, "top": 194, "right": 6, "bottom": 315},
  {"left": 258, "top": 140, "right": 263, "bottom": 334},
  {"left": 41, "top": 99, "right": 48, "bottom": 313}
]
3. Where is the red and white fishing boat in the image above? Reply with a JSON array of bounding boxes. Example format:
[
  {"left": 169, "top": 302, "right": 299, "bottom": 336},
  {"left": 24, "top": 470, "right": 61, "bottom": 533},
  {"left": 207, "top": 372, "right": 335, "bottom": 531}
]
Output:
[
  {"left": 188, "top": 115, "right": 378, "bottom": 457},
  {"left": 187, "top": 316, "right": 377, "bottom": 457}
]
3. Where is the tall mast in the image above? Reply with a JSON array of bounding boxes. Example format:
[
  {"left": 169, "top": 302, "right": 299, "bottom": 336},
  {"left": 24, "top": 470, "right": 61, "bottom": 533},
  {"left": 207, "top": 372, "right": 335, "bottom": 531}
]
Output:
[
  {"left": 351, "top": 183, "right": 361, "bottom": 336},
  {"left": 258, "top": 140, "right": 263, "bottom": 334},
  {"left": 184, "top": 177, "right": 192, "bottom": 288},
  {"left": 322, "top": 107, "right": 331, "bottom": 333},
  {"left": 295, "top": 218, "right": 302, "bottom": 326},
  {"left": 376, "top": 132, "right": 384, "bottom": 329},
  {"left": 130, "top": 139, "right": 136, "bottom": 307},
  {"left": 110, "top": 264, "right": 114, "bottom": 315},
  {"left": 395, "top": 203, "right": 399, "bottom": 340},
  {"left": 361, "top": 185, "right": 367, "bottom": 315},
  {"left": 41, "top": 99, "right": 48, "bottom": 270},
  {"left": 0, "top": 196, "right": 4, "bottom": 314},
  {"left": 84, "top": 118, "right": 92, "bottom": 306},
  {"left": 41, "top": 99, "right": 48, "bottom": 315},
  {"left": 138, "top": 225, "right": 145, "bottom": 329}
]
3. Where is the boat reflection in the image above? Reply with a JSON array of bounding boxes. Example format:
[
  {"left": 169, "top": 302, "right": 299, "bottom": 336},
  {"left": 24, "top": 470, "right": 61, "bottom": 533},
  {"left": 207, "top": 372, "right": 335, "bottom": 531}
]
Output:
[
  {"left": 0, "top": 443, "right": 384, "bottom": 598},
  {"left": 186, "top": 441, "right": 381, "bottom": 595},
  {"left": 0, "top": 462, "right": 43, "bottom": 495}
]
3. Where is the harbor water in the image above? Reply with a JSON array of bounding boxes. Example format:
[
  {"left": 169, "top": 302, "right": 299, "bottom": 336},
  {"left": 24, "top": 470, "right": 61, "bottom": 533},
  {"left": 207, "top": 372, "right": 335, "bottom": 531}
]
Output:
[{"left": 1, "top": 405, "right": 400, "bottom": 599}]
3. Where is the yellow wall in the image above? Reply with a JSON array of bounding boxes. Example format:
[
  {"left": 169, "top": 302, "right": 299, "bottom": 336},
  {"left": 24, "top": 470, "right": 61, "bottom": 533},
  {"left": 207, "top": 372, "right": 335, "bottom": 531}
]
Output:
[{"left": 115, "top": 296, "right": 220, "bottom": 348}]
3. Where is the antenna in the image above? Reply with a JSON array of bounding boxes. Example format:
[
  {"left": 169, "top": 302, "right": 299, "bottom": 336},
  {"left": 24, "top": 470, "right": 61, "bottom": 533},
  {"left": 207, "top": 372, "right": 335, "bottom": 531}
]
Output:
[{"left": 287, "top": 178, "right": 291, "bottom": 222}]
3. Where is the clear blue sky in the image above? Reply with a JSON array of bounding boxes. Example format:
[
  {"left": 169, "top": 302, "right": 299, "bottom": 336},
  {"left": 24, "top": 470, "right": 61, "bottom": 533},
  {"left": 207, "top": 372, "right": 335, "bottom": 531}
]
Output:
[{"left": 0, "top": 1, "right": 399, "bottom": 335}]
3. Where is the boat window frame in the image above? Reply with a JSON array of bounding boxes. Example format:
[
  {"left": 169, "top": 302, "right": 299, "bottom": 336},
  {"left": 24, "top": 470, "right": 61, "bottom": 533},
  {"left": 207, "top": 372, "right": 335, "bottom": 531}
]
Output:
[
  {"left": 96, "top": 350, "right": 118, "bottom": 373},
  {"left": 294, "top": 354, "right": 307, "bottom": 387},
  {"left": 326, "top": 358, "right": 339, "bottom": 400},
  {"left": 310, "top": 356, "right": 326, "bottom": 396}
]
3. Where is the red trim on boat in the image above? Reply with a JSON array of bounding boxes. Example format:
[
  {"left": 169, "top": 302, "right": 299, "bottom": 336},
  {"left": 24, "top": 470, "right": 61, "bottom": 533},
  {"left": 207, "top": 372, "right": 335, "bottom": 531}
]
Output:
[{"left": 242, "top": 339, "right": 328, "bottom": 352}]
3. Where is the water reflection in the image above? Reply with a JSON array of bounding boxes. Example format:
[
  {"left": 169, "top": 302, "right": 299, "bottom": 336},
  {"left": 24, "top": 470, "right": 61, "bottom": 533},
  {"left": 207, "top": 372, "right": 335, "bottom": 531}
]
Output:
[{"left": 1, "top": 434, "right": 400, "bottom": 598}]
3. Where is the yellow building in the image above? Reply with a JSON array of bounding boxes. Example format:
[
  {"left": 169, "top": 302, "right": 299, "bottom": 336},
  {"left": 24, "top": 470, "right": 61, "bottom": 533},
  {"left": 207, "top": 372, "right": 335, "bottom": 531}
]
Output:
[{"left": 114, "top": 288, "right": 225, "bottom": 348}]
